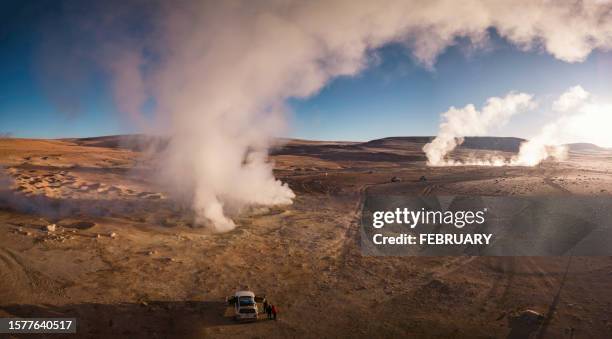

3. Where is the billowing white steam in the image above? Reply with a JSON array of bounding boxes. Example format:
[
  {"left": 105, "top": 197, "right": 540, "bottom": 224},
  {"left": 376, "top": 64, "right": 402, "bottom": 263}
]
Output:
[
  {"left": 511, "top": 86, "right": 590, "bottom": 166},
  {"left": 424, "top": 85, "right": 609, "bottom": 167},
  {"left": 552, "top": 86, "right": 590, "bottom": 112},
  {"left": 517, "top": 85, "right": 612, "bottom": 165},
  {"left": 423, "top": 93, "right": 535, "bottom": 166},
  {"left": 49, "top": 0, "right": 612, "bottom": 229}
]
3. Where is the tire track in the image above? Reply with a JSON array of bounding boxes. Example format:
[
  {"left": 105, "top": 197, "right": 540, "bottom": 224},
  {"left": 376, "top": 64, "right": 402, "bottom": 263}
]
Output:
[
  {"left": 543, "top": 174, "right": 571, "bottom": 194},
  {"left": 536, "top": 255, "right": 573, "bottom": 338},
  {"left": 0, "top": 247, "right": 67, "bottom": 297}
]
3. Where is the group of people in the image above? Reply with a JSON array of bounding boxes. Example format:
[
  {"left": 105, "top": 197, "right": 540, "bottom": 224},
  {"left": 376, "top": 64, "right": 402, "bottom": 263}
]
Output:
[{"left": 262, "top": 300, "right": 278, "bottom": 320}]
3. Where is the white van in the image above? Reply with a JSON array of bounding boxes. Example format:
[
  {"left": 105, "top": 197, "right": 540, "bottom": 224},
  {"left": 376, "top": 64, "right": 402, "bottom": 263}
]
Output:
[{"left": 228, "top": 290, "right": 258, "bottom": 321}]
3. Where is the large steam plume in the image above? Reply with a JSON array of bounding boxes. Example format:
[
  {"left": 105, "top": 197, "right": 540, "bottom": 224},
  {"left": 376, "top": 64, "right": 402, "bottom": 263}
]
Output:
[{"left": 45, "top": 0, "right": 612, "bottom": 229}]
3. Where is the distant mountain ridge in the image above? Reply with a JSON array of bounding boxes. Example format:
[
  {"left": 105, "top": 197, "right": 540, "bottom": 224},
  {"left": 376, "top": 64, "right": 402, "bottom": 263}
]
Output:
[
  {"left": 565, "top": 143, "right": 608, "bottom": 152},
  {"left": 61, "top": 135, "right": 609, "bottom": 154},
  {"left": 63, "top": 134, "right": 168, "bottom": 152},
  {"left": 362, "top": 136, "right": 526, "bottom": 153}
]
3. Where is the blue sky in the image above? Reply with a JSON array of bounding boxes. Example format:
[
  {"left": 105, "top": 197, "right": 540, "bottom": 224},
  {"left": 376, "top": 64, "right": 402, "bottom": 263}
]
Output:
[
  {"left": 290, "top": 41, "right": 612, "bottom": 141},
  {"left": 1, "top": 2, "right": 611, "bottom": 141}
]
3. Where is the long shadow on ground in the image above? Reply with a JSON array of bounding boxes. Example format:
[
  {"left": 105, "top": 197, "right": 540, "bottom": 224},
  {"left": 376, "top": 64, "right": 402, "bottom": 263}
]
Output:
[{"left": 1, "top": 300, "right": 252, "bottom": 338}]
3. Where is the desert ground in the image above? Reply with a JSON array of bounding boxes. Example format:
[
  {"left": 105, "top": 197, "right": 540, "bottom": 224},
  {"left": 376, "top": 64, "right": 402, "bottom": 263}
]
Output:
[{"left": 1, "top": 136, "right": 611, "bottom": 338}]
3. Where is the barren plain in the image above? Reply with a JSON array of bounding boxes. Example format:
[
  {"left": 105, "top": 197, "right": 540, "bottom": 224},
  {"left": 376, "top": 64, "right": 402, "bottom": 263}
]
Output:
[{"left": 1, "top": 136, "right": 611, "bottom": 338}]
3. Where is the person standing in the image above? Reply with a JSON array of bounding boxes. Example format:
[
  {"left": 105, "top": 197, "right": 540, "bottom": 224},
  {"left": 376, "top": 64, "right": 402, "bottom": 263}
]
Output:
[
  {"left": 263, "top": 299, "right": 268, "bottom": 317},
  {"left": 271, "top": 304, "right": 278, "bottom": 320},
  {"left": 266, "top": 303, "right": 272, "bottom": 319}
]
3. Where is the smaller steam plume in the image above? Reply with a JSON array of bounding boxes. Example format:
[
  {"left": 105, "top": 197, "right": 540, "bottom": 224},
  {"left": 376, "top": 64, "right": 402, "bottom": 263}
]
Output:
[
  {"left": 424, "top": 86, "right": 605, "bottom": 167},
  {"left": 510, "top": 87, "right": 590, "bottom": 166},
  {"left": 552, "top": 85, "right": 590, "bottom": 112},
  {"left": 423, "top": 92, "right": 535, "bottom": 166}
]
